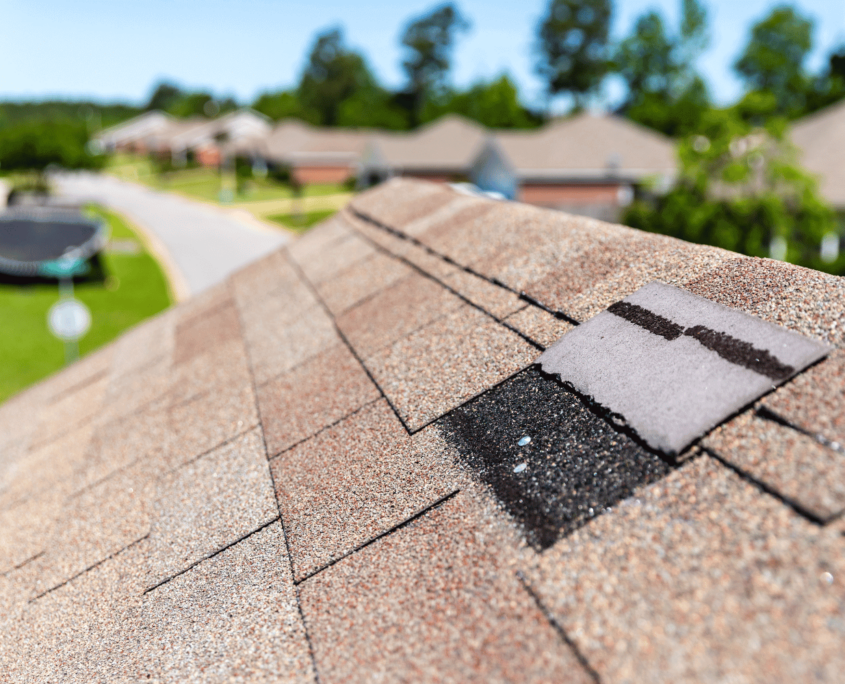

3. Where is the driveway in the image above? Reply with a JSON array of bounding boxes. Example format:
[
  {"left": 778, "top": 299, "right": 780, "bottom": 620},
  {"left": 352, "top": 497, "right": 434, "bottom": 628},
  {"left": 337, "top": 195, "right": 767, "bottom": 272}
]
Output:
[{"left": 54, "top": 173, "right": 290, "bottom": 298}]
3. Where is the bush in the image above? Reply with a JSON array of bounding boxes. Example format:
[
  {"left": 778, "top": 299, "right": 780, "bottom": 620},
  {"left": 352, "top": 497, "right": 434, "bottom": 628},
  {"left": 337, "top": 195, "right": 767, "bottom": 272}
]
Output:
[{"left": 622, "top": 109, "right": 843, "bottom": 275}]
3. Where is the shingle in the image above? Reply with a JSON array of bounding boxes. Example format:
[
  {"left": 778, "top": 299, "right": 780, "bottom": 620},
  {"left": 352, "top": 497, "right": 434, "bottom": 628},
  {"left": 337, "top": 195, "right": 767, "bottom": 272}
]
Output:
[
  {"left": 299, "top": 491, "right": 595, "bottom": 684},
  {"left": 522, "top": 455, "right": 845, "bottom": 684},
  {"left": 295, "top": 232, "right": 376, "bottom": 285},
  {"left": 759, "top": 348, "right": 845, "bottom": 447},
  {"left": 108, "top": 307, "right": 176, "bottom": 378},
  {"left": 258, "top": 342, "right": 380, "bottom": 457},
  {"left": 683, "top": 256, "right": 845, "bottom": 348},
  {"left": 367, "top": 304, "right": 538, "bottom": 431},
  {"left": 230, "top": 249, "right": 313, "bottom": 317},
  {"left": 336, "top": 272, "right": 463, "bottom": 360},
  {"left": 19, "top": 457, "right": 155, "bottom": 600},
  {"left": 134, "top": 522, "right": 314, "bottom": 683},
  {"left": 98, "top": 353, "right": 173, "bottom": 424},
  {"left": 77, "top": 405, "right": 172, "bottom": 493},
  {"left": 538, "top": 282, "right": 830, "bottom": 455},
  {"left": 1, "top": 537, "right": 149, "bottom": 682},
  {"left": 270, "top": 400, "right": 458, "bottom": 581},
  {"left": 240, "top": 299, "right": 339, "bottom": 386},
  {"left": 166, "top": 381, "right": 259, "bottom": 467},
  {"left": 173, "top": 298, "right": 241, "bottom": 366},
  {"left": 350, "top": 178, "right": 455, "bottom": 229},
  {"left": 441, "top": 268, "right": 524, "bottom": 319},
  {"left": 399, "top": 192, "right": 489, "bottom": 238},
  {"left": 316, "top": 250, "right": 412, "bottom": 316},
  {"left": 0, "top": 425, "right": 94, "bottom": 573},
  {"left": 287, "top": 214, "right": 353, "bottom": 267},
  {"left": 30, "top": 373, "right": 109, "bottom": 449},
  {"left": 525, "top": 232, "right": 732, "bottom": 321},
  {"left": 704, "top": 410, "right": 845, "bottom": 521},
  {"left": 502, "top": 305, "right": 575, "bottom": 348},
  {"left": 145, "top": 428, "right": 277, "bottom": 589}
]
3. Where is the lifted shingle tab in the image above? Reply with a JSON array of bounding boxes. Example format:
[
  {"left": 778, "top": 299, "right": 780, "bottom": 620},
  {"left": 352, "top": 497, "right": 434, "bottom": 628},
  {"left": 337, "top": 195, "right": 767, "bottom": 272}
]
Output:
[{"left": 538, "top": 281, "right": 830, "bottom": 455}]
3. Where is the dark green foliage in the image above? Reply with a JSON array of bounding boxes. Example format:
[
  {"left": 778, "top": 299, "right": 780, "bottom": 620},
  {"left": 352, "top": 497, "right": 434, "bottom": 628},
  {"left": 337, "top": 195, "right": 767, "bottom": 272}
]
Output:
[
  {"left": 252, "top": 90, "right": 318, "bottom": 123},
  {"left": 734, "top": 6, "right": 813, "bottom": 117},
  {"left": 0, "top": 101, "right": 140, "bottom": 130},
  {"left": 400, "top": 3, "right": 470, "bottom": 123},
  {"left": 535, "top": 0, "right": 613, "bottom": 107},
  {"left": 614, "top": 0, "right": 710, "bottom": 136},
  {"left": 0, "top": 119, "right": 105, "bottom": 173},
  {"left": 297, "top": 28, "right": 380, "bottom": 126},
  {"left": 622, "top": 110, "right": 842, "bottom": 275},
  {"left": 143, "top": 81, "right": 238, "bottom": 118},
  {"left": 145, "top": 82, "right": 182, "bottom": 112},
  {"left": 421, "top": 75, "right": 542, "bottom": 128}
]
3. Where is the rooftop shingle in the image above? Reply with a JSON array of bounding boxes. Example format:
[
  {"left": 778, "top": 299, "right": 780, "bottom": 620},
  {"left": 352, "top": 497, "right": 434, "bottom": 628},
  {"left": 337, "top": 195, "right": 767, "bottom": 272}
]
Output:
[{"left": 2, "top": 178, "right": 843, "bottom": 682}]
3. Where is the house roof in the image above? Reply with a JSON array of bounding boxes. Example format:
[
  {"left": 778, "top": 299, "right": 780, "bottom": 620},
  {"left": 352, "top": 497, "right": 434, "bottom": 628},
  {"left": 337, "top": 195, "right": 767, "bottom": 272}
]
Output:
[
  {"left": 791, "top": 98, "right": 845, "bottom": 208},
  {"left": 491, "top": 113, "right": 677, "bottom": 182},
  {"left": 2, "top": 178, "right": 845, "bottom": 682},
  {"left": 95, "top": 110, "right": 174, "bottom": 147},
  {"left": 364, "top": 114, "right": 488, "bottom": 173}
]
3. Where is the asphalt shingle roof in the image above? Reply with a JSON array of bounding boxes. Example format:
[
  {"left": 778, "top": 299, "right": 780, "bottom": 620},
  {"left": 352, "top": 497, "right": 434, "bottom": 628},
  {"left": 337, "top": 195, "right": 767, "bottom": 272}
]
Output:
[{"left": 1, "top": 177, "right": 844, "bottom": 682}]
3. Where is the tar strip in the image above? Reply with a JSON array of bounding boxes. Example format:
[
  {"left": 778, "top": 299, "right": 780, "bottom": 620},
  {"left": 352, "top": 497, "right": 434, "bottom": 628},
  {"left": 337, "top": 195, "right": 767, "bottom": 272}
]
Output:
[{"left": 608, "top": 302, "right": 795, "bottom": 381}]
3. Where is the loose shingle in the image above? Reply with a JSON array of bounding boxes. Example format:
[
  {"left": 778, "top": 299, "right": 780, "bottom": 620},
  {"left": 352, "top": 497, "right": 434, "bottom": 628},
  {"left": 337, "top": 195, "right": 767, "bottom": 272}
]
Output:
[{"left": 538, "top": 282, "right": 830, "bottom": 455}]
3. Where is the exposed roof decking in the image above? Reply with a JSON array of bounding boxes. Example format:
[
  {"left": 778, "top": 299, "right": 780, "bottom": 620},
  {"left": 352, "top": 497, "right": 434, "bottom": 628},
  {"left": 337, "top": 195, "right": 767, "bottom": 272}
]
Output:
[{"left": 1, "top": 177, "right": 844, "bottom": 682}]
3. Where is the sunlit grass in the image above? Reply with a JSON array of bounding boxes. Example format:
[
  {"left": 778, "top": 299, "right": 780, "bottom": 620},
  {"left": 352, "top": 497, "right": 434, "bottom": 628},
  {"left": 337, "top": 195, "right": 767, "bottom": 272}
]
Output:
[
  {"left": 0, "top": 206, "right": 172, "bottom": 403},
  {"left": 266, "top": 208, "right": 337, "bottom": 232}
]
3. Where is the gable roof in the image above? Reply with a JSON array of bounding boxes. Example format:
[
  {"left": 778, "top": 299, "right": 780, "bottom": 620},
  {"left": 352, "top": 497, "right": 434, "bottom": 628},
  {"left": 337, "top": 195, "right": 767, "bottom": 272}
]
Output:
[
  {"left": 2, "top": 178, "right": 844, "bottom": 681},
  {"left": 95, "top": 110, "right": 174, "bottom": 147},
  {"left": 491, "top": 112, "right": 677, "bottom": 182},
  {"left": 364, "top": 114, "right": 488, "bottom": 173},
  {"left": 791, "top": 98, "right": 845, "bottom": 208}
]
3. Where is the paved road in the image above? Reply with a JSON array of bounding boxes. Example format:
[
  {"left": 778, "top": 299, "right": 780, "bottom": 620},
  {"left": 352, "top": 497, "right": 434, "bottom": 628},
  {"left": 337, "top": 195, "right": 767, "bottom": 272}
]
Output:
[{"left": 54, "top": 172, "right": 290, "bottom": 298}]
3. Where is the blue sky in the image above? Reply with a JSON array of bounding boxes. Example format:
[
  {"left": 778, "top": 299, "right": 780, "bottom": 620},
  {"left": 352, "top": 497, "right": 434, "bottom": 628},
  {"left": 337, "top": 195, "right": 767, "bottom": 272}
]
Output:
[{"left": 1, "top": 0, "right": 842, "bottom": 109}]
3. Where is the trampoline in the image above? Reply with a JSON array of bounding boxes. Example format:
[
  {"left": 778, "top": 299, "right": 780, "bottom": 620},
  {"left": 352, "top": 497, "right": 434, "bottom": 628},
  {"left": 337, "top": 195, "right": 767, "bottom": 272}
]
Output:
[{"left": 0, "top": 208, "right": 107, "bottom": 277}]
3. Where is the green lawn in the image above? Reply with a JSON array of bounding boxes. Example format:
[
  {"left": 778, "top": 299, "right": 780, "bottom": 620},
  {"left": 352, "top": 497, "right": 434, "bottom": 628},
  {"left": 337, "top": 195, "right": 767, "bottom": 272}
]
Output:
[
  {"left": 105, "top": 155, "right": 346, "bottom": 204},
  {"left": 267, "top": 209, "right": 337, "bottom": 231},
  {"left": 0, "top": 206, "right": 172, "bottom": 403}
]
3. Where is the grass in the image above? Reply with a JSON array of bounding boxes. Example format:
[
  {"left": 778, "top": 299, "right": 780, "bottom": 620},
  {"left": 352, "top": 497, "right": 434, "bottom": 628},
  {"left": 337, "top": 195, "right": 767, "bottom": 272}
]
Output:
[
  {"left": 0, "top": 206, "right": 172, "bottom": 404},
  {"left": 105, "top": 154, "right": 346, "bottom": 205},
  {"left": 266, "top": 208, "right": 337, "bottom": 231}
]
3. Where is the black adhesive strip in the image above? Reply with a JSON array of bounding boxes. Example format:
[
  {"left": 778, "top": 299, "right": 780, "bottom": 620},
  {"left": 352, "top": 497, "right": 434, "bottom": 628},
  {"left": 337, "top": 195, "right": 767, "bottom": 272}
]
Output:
[
  {"left": 607, "top": 301, "right": 683, "bottom": 341},
  {"left": 607, "top": 301, "right": 796, "bottom": 381},
  {"left": 684, "top": 325, "right": 795, "bottom": 381}
]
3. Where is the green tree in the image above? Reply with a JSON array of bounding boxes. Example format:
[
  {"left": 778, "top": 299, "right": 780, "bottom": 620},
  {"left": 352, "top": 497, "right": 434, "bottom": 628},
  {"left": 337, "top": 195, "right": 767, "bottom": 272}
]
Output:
[
  {"left": 535, "top": 0, "right": 613, "bottom": 109},
  {"left": 622, "top": 109, "right": 842, "bottom": 275},
  {"left": 252, "top": 90, "right": 316, "bottom": 123},
  {"left": 614, "top": 0, "right": 710, "bottom": 136},
  {"left": 0, "top": 119, "right": 105, "bottom": 180},
  {"left": 145, "top": 82, "right": 182, "bottom": 112},
  {"left": 422, "top": 75, "right": 541, "bottom": 128},
  {"left": 298, "top": 28, "right": 379, "bottom": 126},
  {"left": 400, "top": 3, "right": 470, "bottom": 125},
  {"left": 803, "top": 44, "right": 845, "bottom": 115},
  {"left": 337, "top": 89, "right": 409, "bottom": 129},
  {"left": 734, "top": 5, "right": 813, "bottom": 117}
]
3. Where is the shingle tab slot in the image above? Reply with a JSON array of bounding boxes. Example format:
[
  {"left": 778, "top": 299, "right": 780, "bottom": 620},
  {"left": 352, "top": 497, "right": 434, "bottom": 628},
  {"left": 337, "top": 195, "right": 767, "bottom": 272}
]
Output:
[{"left": 538, "top": 281, "right": 830, "bottom": 456}]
